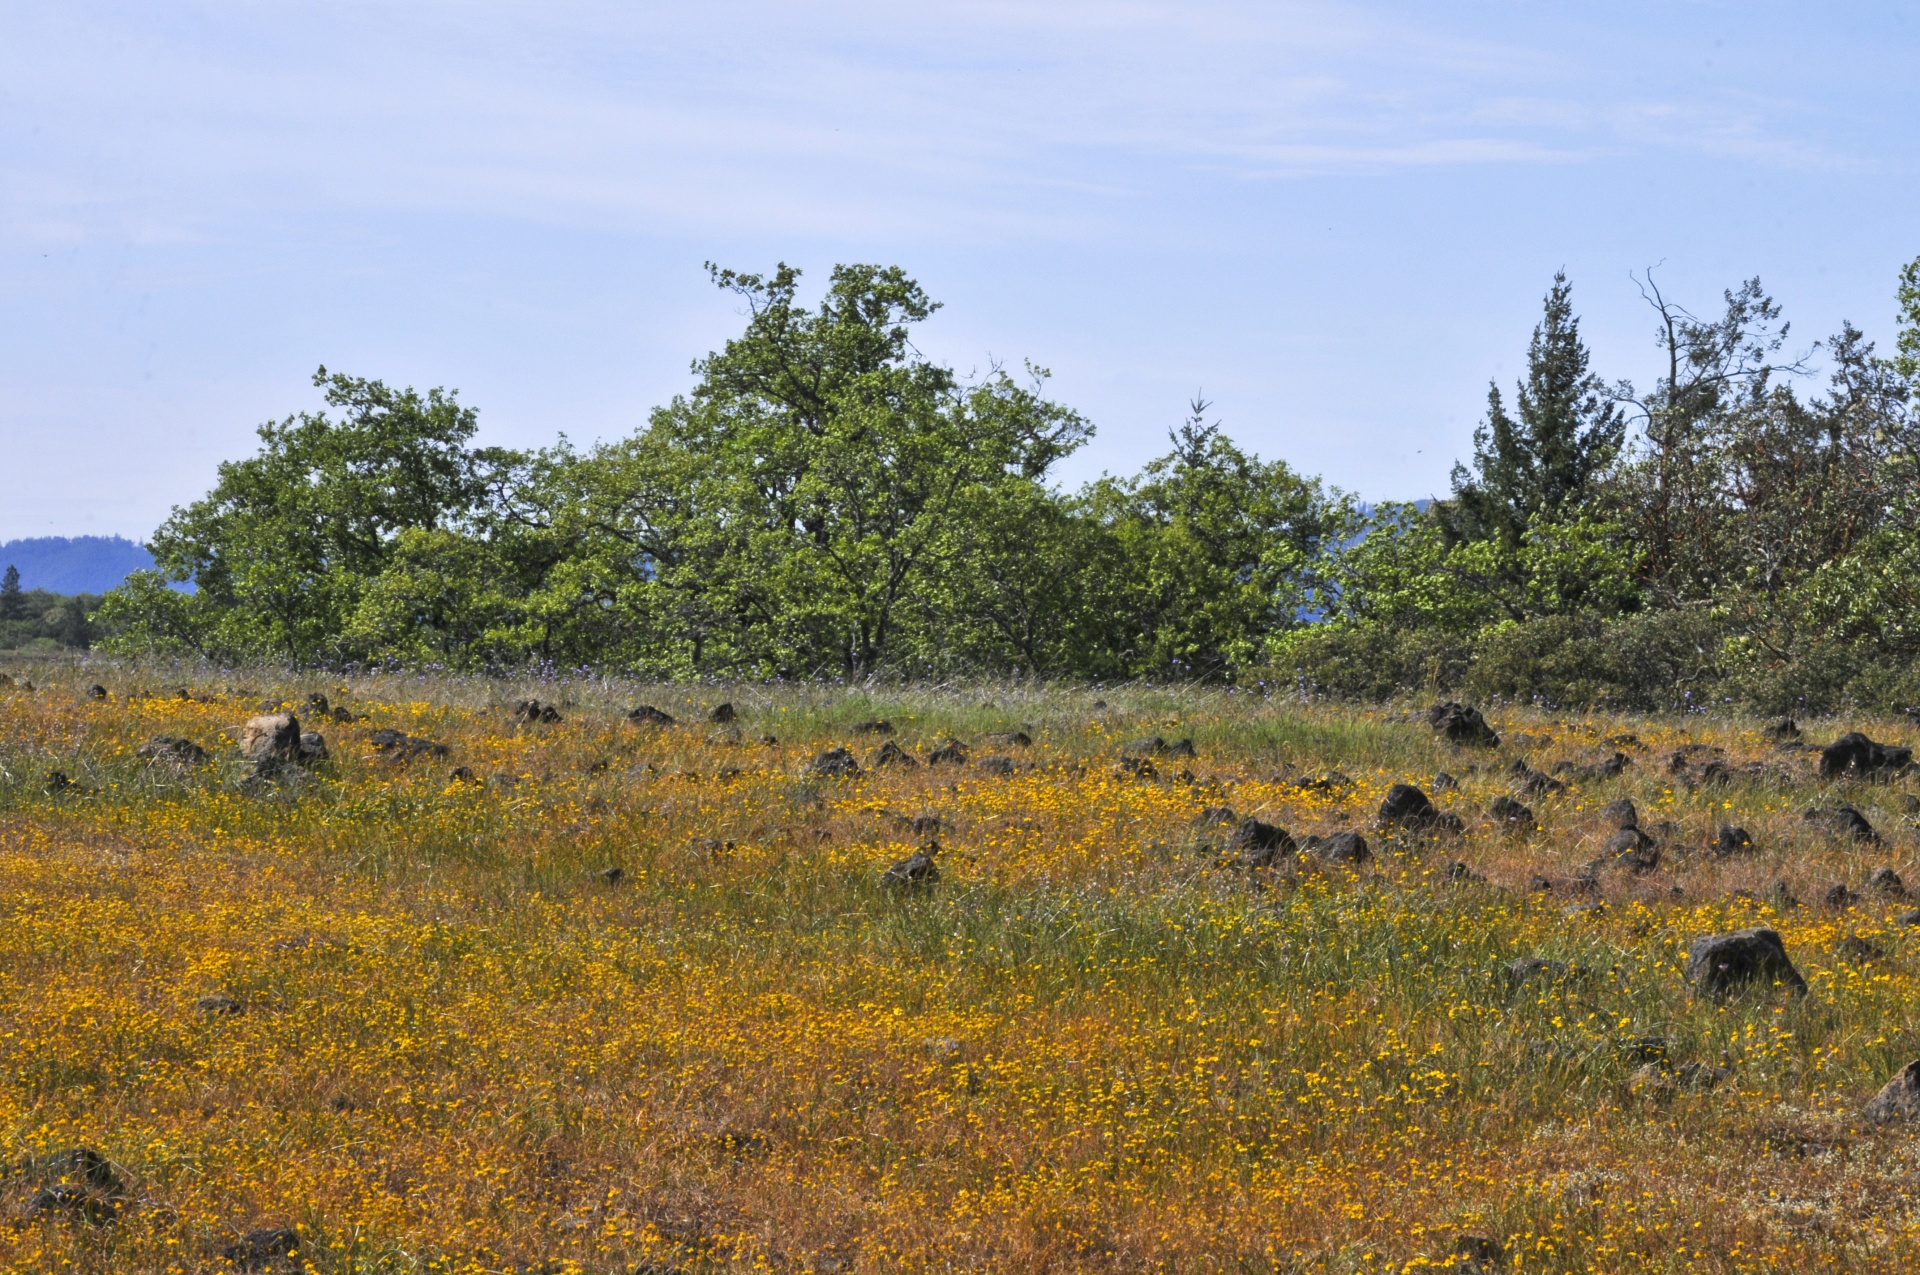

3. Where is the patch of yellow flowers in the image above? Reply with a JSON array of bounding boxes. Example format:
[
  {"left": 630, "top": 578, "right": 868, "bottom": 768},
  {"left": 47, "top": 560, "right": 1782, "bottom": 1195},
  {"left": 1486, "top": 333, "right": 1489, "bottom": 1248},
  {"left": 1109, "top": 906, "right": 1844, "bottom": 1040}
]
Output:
[{"left": 0, "top": 676, "right": 1916, "bottom": 1272}]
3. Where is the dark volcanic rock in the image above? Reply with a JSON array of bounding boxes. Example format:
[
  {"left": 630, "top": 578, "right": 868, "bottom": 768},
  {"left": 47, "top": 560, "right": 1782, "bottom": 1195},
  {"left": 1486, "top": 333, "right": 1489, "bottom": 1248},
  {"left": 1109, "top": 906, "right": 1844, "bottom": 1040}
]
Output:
[
  {"left": 1377, "top": 783, "right": 1462, "bottom": 834},
  {"left": 977, "top": 755, "right": 1018, "bottom": 776},
  {"left": 137, "top": 735, "right": 210, "bottom": 768},
  {"left": 627, "top": 705, "right": 676, "bottom": 727},
  {"left": 1195, "top": 805, "right": 1238, "bottom": 826},
  {"left": 1508, "top": 760, "right": 1567, "bottom": 797},
  {"left": 927, "top": 739, "right": 970, "bottom": 766},
  {"left": 1684, "top": 927, "right": 1807, "bottom": 1000},
  {"left": 1487, "top": 795, "right": 1535, "bottom": 832},
  {"left": 709, "top": 702, "right": 737, "bottom": 724},
  {"left": 368, "top": 729, "right": 449, "bottom": 760},
  {"left": 1820, "top": 731, "right": 1912, "bottom": 780},
  {"left": 1226, "top": 818, "right": 1295, "bottom": 868},
  {"left": 1430, "top": 771, "right": 1459, "bottom": 793},
  {"left": 1427, "top": 702, "right": 1499, "bottom": 747},
  {"left": 1568, "top": 752, "right": 1631, "bottom": 783},
  {"left": 983, "top": 730, "right": 1032, "bottom": 748},
  {"left": 1869, "top": 866, "right": 1907, "bottom": 897},
  {"left": 1766, "top": 717, "right": 1802, "bottom": 743},
  {"left": 1600, "top": 798, "right": 1639, "bottom": 829},
  {"left": 853, "top": 719, "right": 895, "bottom": 736},
  {"left": 1711, "top": 825, "right": 1755, "bottom": 858},
  {"left": 512, "top": 699, "right": 562, "bottom": 724},
  {"left": 1864, "top": 1060, "right": 1920, "bottom": 1123},
  {"left": 874, "top": 740, "right": 918, "bottom": 769},
  {"left": 222, "top": 1227, "right": 300, "bottom": 1271},
  {"left": 881, "top": 848, "right": 940, "bottom": 890},
  {"left": 1803, "top": 805, "right": 1879, "bottom": 843},
  {"left": 1303, "top": 831, "right": 1370, "bottom": 866},
  {"left": 1505, "top": 957, "right": 1569, "bottom": 988},
  {"left": 807, "top": 746, "right": 862, "bottom": 779},
  {"left": 1123, "top": 736, "right": 1168, "bottom": 755}
]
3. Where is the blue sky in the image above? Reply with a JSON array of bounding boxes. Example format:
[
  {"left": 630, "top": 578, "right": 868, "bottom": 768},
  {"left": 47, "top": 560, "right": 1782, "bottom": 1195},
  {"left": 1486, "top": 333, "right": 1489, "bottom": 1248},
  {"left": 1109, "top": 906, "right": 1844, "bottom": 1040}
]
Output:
[{"left": 1, "top": 1, "right": 1914, "bottom": 541}]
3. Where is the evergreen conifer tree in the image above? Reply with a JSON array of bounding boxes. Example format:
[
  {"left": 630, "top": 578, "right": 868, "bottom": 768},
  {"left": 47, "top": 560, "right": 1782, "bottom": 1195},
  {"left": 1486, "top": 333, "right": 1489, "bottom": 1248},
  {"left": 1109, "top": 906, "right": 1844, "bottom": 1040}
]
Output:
[
  {"left": 1448, "top": 272, "right": 1624, "bottom": 545},
  {"left": 0, "top": 565, "right": 22, "bottom": 621}
]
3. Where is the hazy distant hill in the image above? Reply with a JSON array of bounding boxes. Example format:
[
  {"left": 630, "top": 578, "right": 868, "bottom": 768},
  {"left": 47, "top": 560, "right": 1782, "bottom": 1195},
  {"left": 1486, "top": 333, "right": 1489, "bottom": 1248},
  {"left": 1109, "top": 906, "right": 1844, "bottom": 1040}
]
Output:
[{"left": 0, "top": 536, "right": 158, "bottom": 594}]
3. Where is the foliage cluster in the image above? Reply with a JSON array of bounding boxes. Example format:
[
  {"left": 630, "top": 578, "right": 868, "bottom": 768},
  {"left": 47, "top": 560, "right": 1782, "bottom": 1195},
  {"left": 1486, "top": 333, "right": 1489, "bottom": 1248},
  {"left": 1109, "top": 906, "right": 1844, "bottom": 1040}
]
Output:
[
  {"left": 0, "top": 566, "right": 98, "bottom": 652},
  {"left": 92, "top": 255, "right": 1920, "bottom": 709}
]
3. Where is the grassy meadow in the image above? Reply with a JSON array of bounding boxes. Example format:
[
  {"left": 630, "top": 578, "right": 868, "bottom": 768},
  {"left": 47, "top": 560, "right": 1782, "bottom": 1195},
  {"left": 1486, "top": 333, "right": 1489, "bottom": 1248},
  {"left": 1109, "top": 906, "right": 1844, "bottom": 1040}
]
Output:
[{"left": 2, "top": 661, "right": 1920, "bottom": 1273}]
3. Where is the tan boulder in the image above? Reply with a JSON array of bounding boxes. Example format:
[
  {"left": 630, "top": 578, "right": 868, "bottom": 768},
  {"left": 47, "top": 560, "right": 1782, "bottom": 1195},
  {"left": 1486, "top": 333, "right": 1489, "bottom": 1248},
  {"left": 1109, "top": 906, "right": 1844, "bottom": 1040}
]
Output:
[{"left": 239, "top": 713, "right": 301, "bottom": 763}]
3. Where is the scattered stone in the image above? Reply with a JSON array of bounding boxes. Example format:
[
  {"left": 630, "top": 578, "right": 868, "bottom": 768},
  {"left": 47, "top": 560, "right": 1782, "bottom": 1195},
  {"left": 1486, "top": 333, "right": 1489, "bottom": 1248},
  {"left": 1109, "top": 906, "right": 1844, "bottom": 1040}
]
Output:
[
  {"left": 1684, "top": 927, "right": 1807, "bottom": 1000},
  {"left": 44, "top": 770, "right": 83, "bottom": 796},
  {"left": 1440, "top": 859, "right": 1484, "bottom": 883},
  {"left": 1803, "top": 805, "right": 1879, "bottom": 843},
  {"left": 1487, "top": 795, "right": 1535, "bottom": 833},
  {"left": 1508, "top": 760, "right": 1567, "bottom": 797},
  {"left": 1567, "top": 752, "right": 1631, "bottom": 782},
  {"left": 1711, "top": 825, "right": 1755, "bottom": 858},
  {"left": 1824, "top": 882, "right": 1861, "bottom": 909},
  {"left": 852, "top": 719, "right": 895, "bottom": 736},
  {"left": 1630, "top": 1063, "right": 1678, "bottom": 1102},
  {"left": 24, "top": 1147, "right": 127, "bottom": 1224},
  {"left": 512, "top": 699, "right": 562, "bottom": 724},
  {"left": 983, "top": 730, "right": 1032, "bottom": 748},
  {"left": 927, "top": 738, "right": 970, "bottom": 766},
  {"left": 305, "top": 693, "right": 330, "bottom": 716},
  {"left": 1225, "top": 818, "right": 1295, "bottom": 868},
  {"left": 709, "top": 702, "right": 737, "bottom": 724},
  {"left": 1604, "top": 733, "right": 1642, "bottom": 750},
  {"left": 1165, "top": 737, "right": 1196, "bottom": 758},
  {"left": 1123, "top": 735, "right": 1168, "bottom": 755},
  {"left": 197, "top": 993, "right": 245, "bottom": 1017},
  {"left": 1869, "top": 866, "right": 1907, "bottom": 897},
  {"left": 1196, "top": 805, "right": 1238, "bottom": 826},
  {"left": 1430, "top": 770, "right": 1459, "bottom": 793},
  {"left": 1820, "top": 731, "right": 1913, "bottom": 780},
  {"left": 874, "top": 740, "right": 918, "bottom": 769},
  {"left": 599, "top": 866, "right": 625, "bottom": 885},
  {"left": 881, "top": 848, "right": 940, "bottom": 890},
  {"left": 86, "top": 684, "right": 107, "bottom": 700},
  {"left": 1507, "top": 732, "right": 1553, "bottom": 750},
  {"left": 1293, "top": 770, "right": 1352, "bottom": 794},
  {"left": 1528, "top": 874, "right": 1554, "bottom": 892},
  {"left": 136, "top": 735, "right": 210, "bottom": 768},
  {"left": 297, "top": 731, "right": 328, "bottom": 763},
  {"left": 1678, "top": 1061, "right": 1732, "bottom": 1091},
  {"left": 1899, "top": 909, "right": 1920, "bottom": 926},
  {"left": 1506, "top": 957, "right": 1569, "bottom": 988},
  {"left": 627, "top": 705, "right": 675, "bottom": 727},
  {"left": 1620, "top": 1034, "right": 1670, "bottom": 1064},
  {"left": 1766, "top": 716, "right": 1801, "bottom": 743},
  {"left": 1376, "top": 783, "right": 1463, "bottom": 834},
  {"left": 1666, "top": 743, "right": 1725, "bottom": 774},
  {"left": 1601, "top": 830, "right": 1659, "bottom": 874},
  {"left": 240, "top": 713, "right": 302, "bottom": 764},
  {"left": 1835, "top": 934, "right": 1883, "bottom": 963},
  {"left": 1864, "top": 1060, "right": 1920, "bottom": 1123},
  {"left": 1562, "top": 902, "right": 1606, "bottom": 920},
  {"left": 1904, "top": 793, "right": 1920, "bottom": 815},
  {"left": 331, "top": 706, "right": 355, "bottom": 723},
  {"left": 761, "top": 735, "right": 779, "bottom": 746},
  {"left": 1763, "top": 880, "right": 1800, "bottom": 911},
  {"left": 1303, "top": 831, "right": 1371, "bottom": 866},
  {"left": 1600, "top": 798, "right": 1639, "bottom": 829},
  {"left": 977, "top": 755, "right": 1018, "bottom": 776},
  {"left": 448, "top": 766, "right": 479, "bottom": 784},
  {"left": 221, "top": 1227, "right": 300, "bottom": 1271},
  {"left": 1427, "top": 702, "right": 1500, "bottom": 747},
  {"left": 368, "top": 729, "right": 449, "bottom": 760},
  {"left": 1450, "top": 1236, "right": 1504, "bottom": 1275},
  {"left": 807, "top": 747, "right": 861, "bottom": 779},
  {"left": 1116, "top": 756, "right": 1157, "bottom": 780},
  {"left": 707, "top": 725, "right": 744, "bottom": 746}
]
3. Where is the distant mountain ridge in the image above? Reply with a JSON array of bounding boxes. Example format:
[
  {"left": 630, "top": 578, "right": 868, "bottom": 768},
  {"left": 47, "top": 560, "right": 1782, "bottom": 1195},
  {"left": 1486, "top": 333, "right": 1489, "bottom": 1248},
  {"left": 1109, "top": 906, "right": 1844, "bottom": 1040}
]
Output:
[{"left": 0, "top": 536, "right": 158, "bottom": 595}]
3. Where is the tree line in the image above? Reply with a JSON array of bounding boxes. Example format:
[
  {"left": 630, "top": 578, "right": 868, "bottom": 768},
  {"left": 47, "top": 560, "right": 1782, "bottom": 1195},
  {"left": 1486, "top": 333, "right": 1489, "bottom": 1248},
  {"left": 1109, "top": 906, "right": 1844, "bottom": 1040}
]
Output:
[{"left": 96, "top": 256, "right": 1920, "bottom": 710}]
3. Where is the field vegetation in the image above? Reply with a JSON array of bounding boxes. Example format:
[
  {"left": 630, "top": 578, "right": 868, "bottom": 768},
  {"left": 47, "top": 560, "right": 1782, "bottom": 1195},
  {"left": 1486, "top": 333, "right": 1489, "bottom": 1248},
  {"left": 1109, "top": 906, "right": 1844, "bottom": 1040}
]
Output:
[{"left": 4, "top": 660, "right": 1920, "bottom": 1272}]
